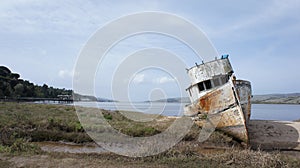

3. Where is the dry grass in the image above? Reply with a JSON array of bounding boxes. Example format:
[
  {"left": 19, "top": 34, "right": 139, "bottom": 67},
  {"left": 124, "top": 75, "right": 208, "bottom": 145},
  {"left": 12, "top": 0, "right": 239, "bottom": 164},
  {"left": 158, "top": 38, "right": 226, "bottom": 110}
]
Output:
[
  {"left": 2, "top": 148, "right": 298, "bottom": 168},
  {"left": 206, "top": 148, "right": 285, "bottom": 167},
  {"left": 1, "top": 102, "right": 300, "bottom": 167}
]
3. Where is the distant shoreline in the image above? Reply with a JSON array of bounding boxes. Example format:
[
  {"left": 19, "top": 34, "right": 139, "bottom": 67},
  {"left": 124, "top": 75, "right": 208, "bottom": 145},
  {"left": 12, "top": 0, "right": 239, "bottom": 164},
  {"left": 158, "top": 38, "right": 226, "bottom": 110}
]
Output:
[
  {"left": 1, "top": 98, "right": 300, "bottom": 105},
  {"left": 251, "top": 101, "right": 300, "bottom": 105},
  {"left": 148, "top": 93, "right": 300, "bottom": 105}
]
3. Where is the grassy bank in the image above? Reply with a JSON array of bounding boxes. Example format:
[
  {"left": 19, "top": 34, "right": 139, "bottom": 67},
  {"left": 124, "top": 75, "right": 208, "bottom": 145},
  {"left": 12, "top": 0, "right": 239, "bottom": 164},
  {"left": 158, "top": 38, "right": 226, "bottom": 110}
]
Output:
[
  {"left": 0, "top": 102, "right": 300, "bottom": 167},
  {"left": 0, "top": 102, "right": 234, "bottom": 145},
  {"left": 0, "top": 102, "right": 91, "bottom": 145}
]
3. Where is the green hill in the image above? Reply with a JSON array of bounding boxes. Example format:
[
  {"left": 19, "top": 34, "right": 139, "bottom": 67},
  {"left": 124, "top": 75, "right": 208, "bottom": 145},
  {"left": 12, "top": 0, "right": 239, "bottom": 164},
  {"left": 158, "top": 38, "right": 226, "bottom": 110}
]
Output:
[{"left": 0, "top": 66, "right": 72, "bottom": 99}]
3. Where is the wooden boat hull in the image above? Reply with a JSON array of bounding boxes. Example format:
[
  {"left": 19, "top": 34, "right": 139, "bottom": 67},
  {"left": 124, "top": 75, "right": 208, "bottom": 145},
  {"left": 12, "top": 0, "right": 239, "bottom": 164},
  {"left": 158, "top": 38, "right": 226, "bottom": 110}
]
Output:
[{"left": 184, "top": 77, "right": 251, "bottom": 143}]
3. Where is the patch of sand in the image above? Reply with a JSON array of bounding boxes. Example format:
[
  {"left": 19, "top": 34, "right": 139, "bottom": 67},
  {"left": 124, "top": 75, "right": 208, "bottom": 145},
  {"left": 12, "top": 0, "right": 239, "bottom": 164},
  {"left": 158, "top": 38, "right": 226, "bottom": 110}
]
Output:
[{"left": 248, "top": 120, "right": 300, "bottom": 150}]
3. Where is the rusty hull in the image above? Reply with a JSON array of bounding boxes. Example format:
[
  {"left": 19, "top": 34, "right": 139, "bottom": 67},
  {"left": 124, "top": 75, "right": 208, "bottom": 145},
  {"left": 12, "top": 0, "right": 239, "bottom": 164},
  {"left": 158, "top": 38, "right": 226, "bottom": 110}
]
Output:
[
  {"left": 184, "top": 77, "right": 251, "bottom": 143},
  {"left": 234, "top": 80, "right": 252, "bottom": 124}
]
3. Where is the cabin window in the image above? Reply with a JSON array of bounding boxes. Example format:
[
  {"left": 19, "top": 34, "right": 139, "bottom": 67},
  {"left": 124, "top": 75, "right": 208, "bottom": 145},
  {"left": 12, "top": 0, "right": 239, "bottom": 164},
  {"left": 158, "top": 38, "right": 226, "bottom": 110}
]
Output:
[
  {"left": 197, "top": 77, "right": 228, "bottom": 93},
  {"left": 204, "top": 80, "right": 212, "bottom": 90},
  {"left": 198, "top": 82, "right": 205, "bottom": 92},
  {"left": 196, "top": 75, "right": 230, "bottom": 94}
]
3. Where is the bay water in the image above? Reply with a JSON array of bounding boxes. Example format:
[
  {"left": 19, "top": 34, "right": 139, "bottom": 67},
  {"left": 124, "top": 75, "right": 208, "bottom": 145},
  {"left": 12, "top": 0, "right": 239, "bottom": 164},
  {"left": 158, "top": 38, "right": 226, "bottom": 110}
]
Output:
[{"left": 73, "top": 102, "right": 300, "bottom": 121}]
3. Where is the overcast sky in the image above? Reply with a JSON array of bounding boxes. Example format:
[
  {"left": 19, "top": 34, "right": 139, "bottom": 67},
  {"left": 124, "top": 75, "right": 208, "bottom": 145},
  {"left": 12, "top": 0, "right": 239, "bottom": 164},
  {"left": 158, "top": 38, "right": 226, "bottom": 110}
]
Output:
[{"left": 1, "top": 0, "right": 300, "bottom": 101}]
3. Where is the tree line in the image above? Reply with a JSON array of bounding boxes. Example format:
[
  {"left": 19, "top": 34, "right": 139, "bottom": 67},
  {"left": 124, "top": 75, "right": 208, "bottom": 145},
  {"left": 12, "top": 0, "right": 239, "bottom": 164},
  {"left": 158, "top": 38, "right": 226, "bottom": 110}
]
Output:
[{"left": 0, "top": 66, "right": 72, "bottom": 99}]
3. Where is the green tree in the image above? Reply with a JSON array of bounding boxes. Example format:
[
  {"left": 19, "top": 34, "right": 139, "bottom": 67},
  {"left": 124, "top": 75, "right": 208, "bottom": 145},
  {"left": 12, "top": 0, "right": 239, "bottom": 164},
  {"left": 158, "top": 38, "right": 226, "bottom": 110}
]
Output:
[
  {"left": 14, "top": 83, "right": 24, "bottom": 97},
  {"left": 0, "top": 89, "right": 4, "bottom": 97},
  {"left": 0, "top": 66, "right": 74, "bottom": 99},
  {"left": 4, "top": 85, "right": 13, "bottom": 97},
  {"left": 0, "top": 66, "right": 11, "bottom": 76},
  {"left": 34, "top": 86, "right": 44, "bottom": 98},
  {"left": 42, "top": 84, "right": 49, "bottom": 98},
  {"left": 10, "top": 73, "right": 20, "bottom": 79}
]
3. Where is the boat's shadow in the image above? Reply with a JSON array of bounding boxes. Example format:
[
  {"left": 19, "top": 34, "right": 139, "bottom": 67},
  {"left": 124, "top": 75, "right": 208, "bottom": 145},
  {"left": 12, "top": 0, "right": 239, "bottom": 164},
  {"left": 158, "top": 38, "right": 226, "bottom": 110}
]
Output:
[{"left": 248, "top": 120, "right": 300, "bottom": 150}]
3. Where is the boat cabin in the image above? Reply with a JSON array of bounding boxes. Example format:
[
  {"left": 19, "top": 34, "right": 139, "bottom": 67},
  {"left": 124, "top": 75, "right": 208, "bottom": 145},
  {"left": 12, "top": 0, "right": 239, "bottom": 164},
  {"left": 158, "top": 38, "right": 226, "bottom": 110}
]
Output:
[{"left": 186, "top": 56, "right": 234, "bottom": 103}]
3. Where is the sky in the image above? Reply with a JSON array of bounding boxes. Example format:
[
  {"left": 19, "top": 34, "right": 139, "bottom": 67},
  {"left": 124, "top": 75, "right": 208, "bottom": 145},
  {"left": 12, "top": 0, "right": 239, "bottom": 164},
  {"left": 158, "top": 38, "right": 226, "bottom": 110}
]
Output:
[{"left": 1, "top": 0, "right": 300, "bottom": 101}]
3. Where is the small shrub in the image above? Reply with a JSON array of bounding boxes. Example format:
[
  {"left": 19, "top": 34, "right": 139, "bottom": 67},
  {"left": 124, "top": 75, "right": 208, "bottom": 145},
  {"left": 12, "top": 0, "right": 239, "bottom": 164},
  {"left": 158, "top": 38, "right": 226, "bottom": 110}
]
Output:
[
  {"left": 10, "top": 138, "right": 41, "bottom": 154},
  {"left": 122, "top": 126, "right": 160, "bottom": 137},
  {"left": 73, "top": 121, "right": 83, "bottom": 132},
  {"left": 0, "top": 144, "right": 10, "bottom": 153},
  {"left": 103, "top": 113, "right": 113, "bottom": 120},
  {"left": 0, "top": 138, "right": 41, "bottom": 154}
]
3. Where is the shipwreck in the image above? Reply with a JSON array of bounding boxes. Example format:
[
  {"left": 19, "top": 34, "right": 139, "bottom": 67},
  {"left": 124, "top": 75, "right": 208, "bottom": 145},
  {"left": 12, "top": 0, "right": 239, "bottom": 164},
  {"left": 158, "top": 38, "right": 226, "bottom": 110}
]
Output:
[{"left": 184, "top": 55, "right": 252, "bottom": 144}]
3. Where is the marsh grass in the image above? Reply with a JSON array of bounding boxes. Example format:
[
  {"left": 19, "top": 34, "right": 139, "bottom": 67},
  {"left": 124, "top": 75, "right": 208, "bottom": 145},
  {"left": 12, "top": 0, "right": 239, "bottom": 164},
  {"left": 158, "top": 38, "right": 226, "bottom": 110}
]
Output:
[
  {"left": 0, "top": 102, "right": 91, "bottom": 144},
  {"left": 0, "top": 138, "right": 42, "bottom": 155},
  {"left": 0, "top": 102, "right": 271, "bottom": 148},
  {"left": 0, "top": 102, "right": 177, "bottom": 145},
  {"left": 1, "top": 102, "right": 300, "bottom": 167}
]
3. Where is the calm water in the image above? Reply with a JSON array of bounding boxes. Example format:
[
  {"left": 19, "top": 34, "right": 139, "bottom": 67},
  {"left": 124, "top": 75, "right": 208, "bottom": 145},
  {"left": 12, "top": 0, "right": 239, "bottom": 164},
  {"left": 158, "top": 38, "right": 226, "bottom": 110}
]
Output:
[
  {"left": 73, "top": 101, "right": 185, "bottom": 116},
  {"left": 73, "top": 102, "right": 300, "bottom": 121},
  {"left": 251, "top": 104, "right": 300, "bottom": 121}
]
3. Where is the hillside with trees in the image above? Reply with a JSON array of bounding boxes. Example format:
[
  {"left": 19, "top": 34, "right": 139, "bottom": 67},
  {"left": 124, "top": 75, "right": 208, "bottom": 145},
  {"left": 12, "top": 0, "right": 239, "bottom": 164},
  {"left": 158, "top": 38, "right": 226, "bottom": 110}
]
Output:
[{"left": 0, "top": 66, "right": 72, "bottom": 99}]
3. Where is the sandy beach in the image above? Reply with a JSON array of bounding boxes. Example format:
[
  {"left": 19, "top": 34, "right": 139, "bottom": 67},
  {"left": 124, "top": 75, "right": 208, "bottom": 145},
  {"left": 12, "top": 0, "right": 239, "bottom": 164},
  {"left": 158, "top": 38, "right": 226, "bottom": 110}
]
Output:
[{"left": 249, "top": 120, "right": 300, "bottom": 150}]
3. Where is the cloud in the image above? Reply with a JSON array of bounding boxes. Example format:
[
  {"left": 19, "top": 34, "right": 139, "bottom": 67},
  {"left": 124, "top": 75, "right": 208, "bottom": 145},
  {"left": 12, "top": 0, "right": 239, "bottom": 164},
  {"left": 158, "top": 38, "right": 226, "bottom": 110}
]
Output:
[
  {"left": 0, "top": 0, "right": 103, "bottom": 35},
  {"left": 0, "top": 0, "right": 165, "bottom": 36},
  {"left": 153, "top": 76, "right": 176, "bottom": 84},
  {"left": 210, "top": 0, "right": 300, "bottom": 39},
  {"left": 1, "top": 0, "right": 299, "bottom": 98},
  {"left": 58, "top": 69, "right": 74, "bottom": 78},
  {"left": 132, "top": 73, "right": 145, "bottom": 84},
  {"left": 132, "top": 73, "right": 176, "bottom": 85}
]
